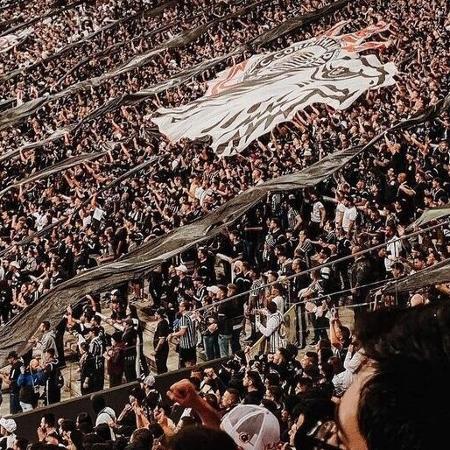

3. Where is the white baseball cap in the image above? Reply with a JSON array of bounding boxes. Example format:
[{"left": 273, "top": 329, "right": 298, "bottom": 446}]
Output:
[
  {"left": 142, "top": 374, "right": 155, "bottom": 387},
  {"left": 175, "top": 264, "right": 188, "bottom": 273},
  {"left": 206, "top": 285, "right": 220, "bottom": 294},
  {"left": 221, "top": 404, "right": 280, "bottom": 450},
  {"left": 0, "top": 418, "right": 17, "bottom": 433}
]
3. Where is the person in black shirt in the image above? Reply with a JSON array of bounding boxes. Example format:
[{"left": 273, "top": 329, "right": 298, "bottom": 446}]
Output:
[
  {"left": 122, "top": 319, "right": 138, "bottom": 382},
  {"left": 88, "top": 327, "right": 105, "bottom": 392},
  {"left": 0, "top": 280, "right": 12, "bottom": 326},
  {"left": 219, "top": 388, "right": 240, "bottom": 418},
  {"left": 384, "top": 167, "right": 399, "bottom": 204},
  {"left": 335, "top": 228, "right": 352, "bottom": 290},
  {"left": 368, "top": 184, "right": 383, "bottom": 210},
  {"left": 243, "top": 207, "right": 266, "bottom": 265},
  {"left": 432, "top": 177, "right": 446, "bottom": 202},
  {"left": 227, "top": 283, "right": 244, "bottom": 353},
  {"left": 413, "top": 171, "right": 427, "bottom": 210},
  {"left": 405, "top": 152, "right": 416, "bottom": 185},
  {"left": 174, "top": 265, "right": 193, "bottom": 304},
  {"left": 242, "top": 370, "right": 264, "bottom": 405},
  {"left": 265, "top": 218, "right": 284, "bottom": 249},
  {"left": 110, "top": 298, "right": 127, "bottom": 324},
  {"left": 42, "top": 348, "right": 61, "bottom": 405},
  {"left": 59, "top": 236, "right": 75, "bottom": 278},
  {"left": 216, "top": 286, "right": 234, "bottom": 358},
  {"left": 1, "top": 351, "right": 23, "bottom": 414},
  {"left": 152, "top": 308, "right": 170, "bottom": 374},
  {"left": 79, "top": 342, "right": 96, "bottom": 395},
  {"left": 195, "top": 248, "right": 216, "bottom": 285},
  {"left": 387, "top": 141, "right": 406, "bottom": 173},
  {"left": 228, "top": 230, "right": 245, "bottom": 261},
  {"left": 234, "top": 261, "right": 252, "bottom": 297},
  {"left": 397, "top": 173, "right": 416, "bottom": 219},
  {"left": 201, "top": 309, "right": 220, "bottom": 361},
  {"left": 192, "top": 276, "right": 207, "bottom": 308}
]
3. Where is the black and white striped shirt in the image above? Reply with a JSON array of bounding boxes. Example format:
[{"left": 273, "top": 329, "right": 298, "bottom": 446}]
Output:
[{"left": 179, "top": 313, "right": 196, "bottom": 349}]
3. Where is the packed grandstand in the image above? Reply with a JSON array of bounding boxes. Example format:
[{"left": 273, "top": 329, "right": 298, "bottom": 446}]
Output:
[{"left": 0, "top": 0, "right": 449, "bottom": 449}]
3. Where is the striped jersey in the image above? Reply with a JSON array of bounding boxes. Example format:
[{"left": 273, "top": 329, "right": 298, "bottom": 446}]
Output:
[{"left": 179, "top": 313, "right": 197, "bottom": 349}]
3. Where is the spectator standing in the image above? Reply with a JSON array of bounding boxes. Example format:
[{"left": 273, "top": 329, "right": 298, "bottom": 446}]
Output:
[
  {"left": 42, "top": 348, "right": 61, "bottom": 405},
  {"left": 342, "top": 196, "right": 358, "bottom": 235},
  {"left": 88, "top": 327, "right": 105, "bottom": 391},
  {"left": 309, "top": 192, "right": 326, "bottom": 239},
  {"left": 216, "top": 285, "right": 234, "bottom": 358},
  {"left": 152, "top": 307, "right": 170, "bottom": 374},
  {"left": 106, "top": 331, "right": 125, "bottom": 387},
  {"left": 383, "top": 225, "right": 403, "bottom": 275},
  {"left": 242, "top": 370, "right": 265, "bottom": 405},
  {"left": 32, "top": 321, "right": 58, "bottom": 361},
  {"left": 16, "top": 359, "right": 41, "bottom": 411},
  {"left": 201, "top": 306, "right": 220, "bottom": 361},
  {"left": 122, "top": 319, "right": 138, "bottom": 382},
  {"left": 0, "top": 351, "right": 23, "bottom": 414},
  {"left": 257, "top": 302, "right": 285, "bottom": 353},
  {"left": 169, "top": 301, "right": 197, "bottom": 368},
  {"left": 79, "top": 342, "right": 95, "bottom": 395}
]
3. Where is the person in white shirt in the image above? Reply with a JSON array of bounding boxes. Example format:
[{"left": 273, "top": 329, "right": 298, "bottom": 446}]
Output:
[
  {"left": 269, "top": 284, "right": 285, "bottom": 315},
  {"left": 334, "top": 193, "right": 346, "bottom": 229},
  {"left": 310, "top": 192, "right": 325, "bottom": 239},
  {"left": 257, "top": 301, "right": 285, "bottom": 353},
  {"left": 332, "top": 346, "right": 365, "bottom": 397},
  {"left": 342, "top": 196, "right": 358, "bottom": 233},
  {"left": 384, "top": 225, "right": 402, "bottom": 273}
]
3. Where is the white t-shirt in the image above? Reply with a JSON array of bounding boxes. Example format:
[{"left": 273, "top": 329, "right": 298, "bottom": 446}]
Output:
[
  {"left": 335, "top": 202, "right": 345, "bottom": 226},
  {"left": 93, "top": 207, "right": 106, "bottom": 222},
  {"left": 332, "top": 350, "right": 364, "bottom": 396},
  {"left": 342, "top": 206, "right": 357, "bottom": 232},
  {"left": 385, "top": 236, "right": 402, "bottom": 272},
  {"left": 311, "top": 201, "right": 324, "bottom": 223}
]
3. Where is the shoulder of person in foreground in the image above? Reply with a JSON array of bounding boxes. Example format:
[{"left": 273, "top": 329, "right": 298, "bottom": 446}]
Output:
[{"left": 339, "top": 303, "right": 450, "bottom": 450}]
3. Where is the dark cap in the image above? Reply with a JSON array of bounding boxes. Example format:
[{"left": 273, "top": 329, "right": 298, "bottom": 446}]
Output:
[
  {"left": 111, "top": 331, "right": 123, "bottom": 343},
  {"left": 156, "top": 307, "right": 167, "bottom": 317},
  {"left": 7, "top": 351, "right": 18, "bottom": 359}
]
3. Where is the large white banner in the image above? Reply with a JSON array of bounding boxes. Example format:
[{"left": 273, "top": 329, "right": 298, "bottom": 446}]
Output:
[
  {"left": 153, "top": 22, "right": 397, "bottom": 156},
  {"left": 0, "top": 28, "right": 33, "bottom": 53}
]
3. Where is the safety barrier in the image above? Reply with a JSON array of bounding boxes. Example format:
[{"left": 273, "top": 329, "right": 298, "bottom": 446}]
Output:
[{"left": 9, "top": 356, "right": 229, "bottom": 442}]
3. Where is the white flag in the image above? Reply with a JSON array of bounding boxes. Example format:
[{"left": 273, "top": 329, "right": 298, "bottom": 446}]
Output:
[
  {"left": 0, "top": 28, "right": 33, "bottom": 53},
  {"left": 153, "top": 22, "right": 397, "bottom": 157}
]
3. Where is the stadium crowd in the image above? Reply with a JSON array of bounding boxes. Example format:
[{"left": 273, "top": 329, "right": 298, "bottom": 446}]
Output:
[
  {"left": 0, "top": 0, "right": 449, "bottom": 448},
  {"left": 2, "top": 303, "right": 450, "bottom": 450}
]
